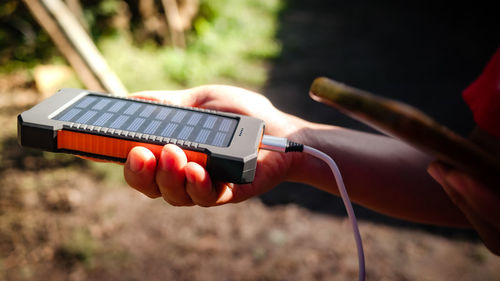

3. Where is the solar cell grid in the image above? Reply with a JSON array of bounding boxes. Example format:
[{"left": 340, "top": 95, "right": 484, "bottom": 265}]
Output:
[
  {"left": 144, "top": 120, "right": 161, "bottom": 135},
  {"left": 124, "top": 103, "right": 141, "bottom": 115},
  {"left": 139, "top": 105, "right": 156, "bottom": 117},
  {"left": 76, "top": 110, "right": 97, "bottom": 124},
  {"left": 93, "top": 113, "right": 113, "bottom": 126},
  {"left": 161, "top": 123, "right": 178, "bottom": 137},
  {"left": 171, "top": 110, "right": 187, "bottom": 122},
  {"left": 127, "top": 118, "right": 146, "bottom": 132},
  {"left": 155, "top": 108, "right": 172, "bottom": 120},
  {"left": 178, "top": 126, "right": 194, "bottom": 140},
  {"left": 75, "top": 96, "right": 96, "bottom": 108},
  {"left": 59, "top": 108, "right": 81, "bottom": 121},
  {"left": 53, "top": 95, "right": 238, "bottom": 147},
  {"left": 187, "top": 113, "right": 202, "bottom": 125},
  {"left": 110, "top": 115, "right": 129, "bottom": 129},
  {"left": 93, "top": 99, "right": 111, "bottom": 110},
  {"left": 108, "top": 100, "right": 126, "bottom": 112}
]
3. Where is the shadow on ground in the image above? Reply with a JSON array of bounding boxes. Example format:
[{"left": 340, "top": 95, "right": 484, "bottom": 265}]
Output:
[
  {"left": 260, "top": 0, "right": 500, "bottom": 238},
  {"left": 0, "top": 136, "right": 88, "bottom": 172}
]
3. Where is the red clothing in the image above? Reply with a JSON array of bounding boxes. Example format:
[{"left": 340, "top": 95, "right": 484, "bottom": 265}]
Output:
[{"left": 463, "top": 47, "right": 500, "bottom": 139}]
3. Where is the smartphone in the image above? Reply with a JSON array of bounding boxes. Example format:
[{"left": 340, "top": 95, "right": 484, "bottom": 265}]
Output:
[
  {"left": 309, "top": 77, "right": 500, "bottom": 188},
  {"left": 18, "top": 88, "right": 265, "bottom": 183}
]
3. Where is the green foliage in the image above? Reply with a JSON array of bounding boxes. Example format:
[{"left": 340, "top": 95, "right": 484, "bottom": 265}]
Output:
[
  {"left": 101, "top": 0, "right": 284, "bottom": 91},
  {"left": 0, "top": 0, "right": 283, "bottom": 89},
  {"left": 82, "top": 0, "right": 124, "bottom": 38},
  {"left": 0, "top": 1, "right": 57, "bottom": 72}
]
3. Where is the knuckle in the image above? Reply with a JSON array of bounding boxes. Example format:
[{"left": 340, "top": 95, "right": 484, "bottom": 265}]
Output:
[
  {"left": 144, "top": 191, "right": 161, "bottom": 199},
  {"left": 162, "top": 196, "right": 191, "bottom": 207}
]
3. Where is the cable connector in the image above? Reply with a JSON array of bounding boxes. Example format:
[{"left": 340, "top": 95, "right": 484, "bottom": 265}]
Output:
[
  {"left": 260, "top": 135, "right": 304, "bottom": 152},
  {"left": 285, "top": 140, "right": 304, "bottom": 152},
  {"left": 259, "top": 134, "right": 365, "bottom": 281}
]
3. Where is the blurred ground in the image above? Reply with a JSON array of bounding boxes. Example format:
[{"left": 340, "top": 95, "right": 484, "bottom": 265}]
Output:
[{"left": 1, "top": 0, "right": 500, "bottom": 281}]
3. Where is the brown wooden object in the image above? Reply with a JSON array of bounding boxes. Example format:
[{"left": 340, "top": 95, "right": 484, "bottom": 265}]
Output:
[{"left": 23, "top": 0, "right": 128, "bottom": 96}]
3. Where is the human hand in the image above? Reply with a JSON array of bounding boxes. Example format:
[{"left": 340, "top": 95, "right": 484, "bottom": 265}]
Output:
[
  {"left": 428, "top": 161, "right": 500, "bottom": 255},
  {"left": 123, "top": 85, "right": 309, "bottom": 207}
]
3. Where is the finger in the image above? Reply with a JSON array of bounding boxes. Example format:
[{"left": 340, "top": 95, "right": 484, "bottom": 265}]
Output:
[
  {"left": 440, "top": 178, "right": 500, "bottom": 255},
  {"left": 124, "top": 147, "right": 161, "bottom": 198},
  {"left": 429, "top": 162, "right": 500, "bottom": 227},
  {"left": 445, "top": 171, "right": 500, "bottom": 227},
  {"left": 185, "top": 162, "right": 218, "bottom": 206},
  {"left": 156, "top": 144, "right": 194, "bottom": 206},
  {"left": 215, "top": 182, "right": 241, "bottom": 205},
  {"left": 129, "top": 89, "right": 197, "bottom": 107},
  {"left": 454, "top": 202, "right": 500, "bottom": 255},
  {"left": 435, "top": 171, "right": 500, "bottom": 255},
  {"left": 427, "top": 161, "right": 448, "bottom": 187},
  {"left": 427, "top": 161, "right": 468, "bottom": 209},
  {"left": 184, "top": 161, "right": 248, "bottom": 206}
]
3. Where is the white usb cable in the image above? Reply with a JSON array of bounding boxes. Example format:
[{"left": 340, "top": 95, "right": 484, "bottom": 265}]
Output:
[{"left": 260, "top": 135, "right": 366, "bottom": 281}]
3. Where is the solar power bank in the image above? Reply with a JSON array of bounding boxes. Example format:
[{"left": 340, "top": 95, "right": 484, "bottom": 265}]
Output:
[{"left": 18, "top": 88, "right": 265, "bottom": 183}]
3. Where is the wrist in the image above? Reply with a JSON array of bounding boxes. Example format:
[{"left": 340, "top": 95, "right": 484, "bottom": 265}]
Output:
[{"left": 282, "top": 120, "right": 339, "bottom": 190}]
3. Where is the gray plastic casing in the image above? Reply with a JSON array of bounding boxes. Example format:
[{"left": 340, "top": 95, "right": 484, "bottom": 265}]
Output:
[{"left": 18, "top": 88, "right": 265, "bottom": 184}]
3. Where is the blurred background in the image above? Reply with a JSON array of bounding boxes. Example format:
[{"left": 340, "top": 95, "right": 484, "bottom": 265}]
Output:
[{"left": 1, "top": 0, "right": 499, "bottom": 280}]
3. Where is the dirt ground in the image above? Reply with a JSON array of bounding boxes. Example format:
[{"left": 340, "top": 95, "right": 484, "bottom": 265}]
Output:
[
  {"left": 1, "top": 85, "right": 499, "bottom": 281},
  {"left": 2, "top": 0, "right": 500, "bottom": 280}
]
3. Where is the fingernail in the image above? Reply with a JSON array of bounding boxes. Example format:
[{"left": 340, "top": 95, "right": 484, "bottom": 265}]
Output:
[
  {"left": 129, "top": 155, "right": 143, "bottom": 173},
  {"left": 161, "top": 148, "right": 174, "bottom": 171}
]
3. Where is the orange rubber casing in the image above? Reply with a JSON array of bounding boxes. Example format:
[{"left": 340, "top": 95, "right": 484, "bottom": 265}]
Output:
[{"left": 57, "top": 130, "right": 207, "bottom": 166}]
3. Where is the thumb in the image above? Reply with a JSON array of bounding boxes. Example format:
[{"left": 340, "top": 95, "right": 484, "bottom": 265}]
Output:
[{"left": 129, "top": 88, "right": 198, "bottom": 107}]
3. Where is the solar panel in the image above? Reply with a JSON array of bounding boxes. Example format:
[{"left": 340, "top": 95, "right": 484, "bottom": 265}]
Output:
[
  {"left": 52, "top": 95, "right": 238, "bottom": 147},
  {"left": 19, "top": 88, "right": 265, "bottom": 183}
]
